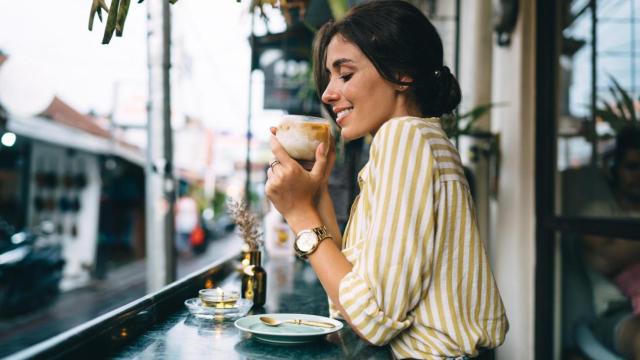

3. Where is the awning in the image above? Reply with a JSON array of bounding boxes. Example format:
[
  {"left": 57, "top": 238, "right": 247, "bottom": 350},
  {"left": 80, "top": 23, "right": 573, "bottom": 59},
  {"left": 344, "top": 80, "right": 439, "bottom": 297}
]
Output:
[{"left": 7, "top": 115, "right": 145, "bottom": 166}]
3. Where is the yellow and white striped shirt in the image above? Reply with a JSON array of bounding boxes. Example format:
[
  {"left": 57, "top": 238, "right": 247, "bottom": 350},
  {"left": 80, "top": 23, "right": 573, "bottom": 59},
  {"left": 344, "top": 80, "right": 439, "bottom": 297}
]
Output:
[{"left": 330, "top": 117, "right": 508, "bottom": 359}]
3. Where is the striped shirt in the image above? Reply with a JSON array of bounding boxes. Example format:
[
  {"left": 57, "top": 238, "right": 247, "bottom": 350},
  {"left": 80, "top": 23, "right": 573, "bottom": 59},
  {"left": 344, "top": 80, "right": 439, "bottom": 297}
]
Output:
[{"left": 329, "top": 117, "right": 508, "bottom": 359}]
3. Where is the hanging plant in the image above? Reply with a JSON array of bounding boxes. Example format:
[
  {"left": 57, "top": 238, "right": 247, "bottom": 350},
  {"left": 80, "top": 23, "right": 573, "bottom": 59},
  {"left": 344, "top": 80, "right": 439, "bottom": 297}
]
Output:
[
  {"left": 88, "top": 0, "right": 179, "bottom": 44},
  {"left": 595, "top": 75, "right": 639, "bottom": 136},
  {"left": 326, "top": 0, "right": 348, "bottom": 20},
  {"left": 250, "top": 0, "right": 310, "bottom": 25},
  {"left": 441, "top": 103, "right": 504, "bottom": 138}
]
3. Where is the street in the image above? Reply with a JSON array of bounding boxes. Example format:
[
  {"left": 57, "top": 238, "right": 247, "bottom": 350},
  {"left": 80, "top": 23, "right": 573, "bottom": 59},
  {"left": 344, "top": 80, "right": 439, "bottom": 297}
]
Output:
[{"left": 0, "top": 234, "right": 243, "bottom": 357}]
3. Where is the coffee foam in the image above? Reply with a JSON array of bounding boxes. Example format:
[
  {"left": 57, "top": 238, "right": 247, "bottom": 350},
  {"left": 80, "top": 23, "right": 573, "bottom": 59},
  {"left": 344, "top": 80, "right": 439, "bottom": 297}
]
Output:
[{"left": 276, "top": 117, "right": 330, "bottom": 161}]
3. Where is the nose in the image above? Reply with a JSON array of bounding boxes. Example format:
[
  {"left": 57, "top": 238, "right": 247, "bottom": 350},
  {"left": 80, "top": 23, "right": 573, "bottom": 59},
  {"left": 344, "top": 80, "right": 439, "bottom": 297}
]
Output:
[{"left": 321, "top": 83, "right": 339, "bottom": 104}]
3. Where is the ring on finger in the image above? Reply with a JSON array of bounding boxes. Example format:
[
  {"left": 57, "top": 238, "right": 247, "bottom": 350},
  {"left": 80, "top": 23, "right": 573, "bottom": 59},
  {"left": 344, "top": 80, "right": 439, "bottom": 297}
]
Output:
[{"left": 270, "top": 160, "right": 281, "bottom": 169}]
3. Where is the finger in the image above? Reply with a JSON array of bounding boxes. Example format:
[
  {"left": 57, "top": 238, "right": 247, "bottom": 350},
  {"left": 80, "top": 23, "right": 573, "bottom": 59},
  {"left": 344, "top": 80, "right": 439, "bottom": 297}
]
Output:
[
  {"left": 269, "top": 162, "right": 281, "bottom": 176},
  {"left": 326, "top": 149, "right": 336, "bottom": 174},
  {"left": 310, "top": 143, "right": 327, "bottom": 177},
  {"left": 265, "top": 181, "right": 273, "bottom": 198},
  {"left": 270, "top": 126, "right": 277, "bottom": 135},
  {"left": 269, "top": 158, "right": 281, "bottom": 167},
  {"left": 268, "top": 163, "right": 283, "bottom": 181},
  {"left": 327, "top": 136, "right": 337, "bottom": 169},
  {"left": 270, "top": 135, "right": 297, "bottom": 167}
]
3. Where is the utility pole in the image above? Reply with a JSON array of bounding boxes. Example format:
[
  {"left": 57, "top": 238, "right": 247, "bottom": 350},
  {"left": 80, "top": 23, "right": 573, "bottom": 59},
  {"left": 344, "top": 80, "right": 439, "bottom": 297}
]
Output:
[
  {"left": 145, "top": 0, "right": 176, "bottom": 292},
  {"left": 245, "top": 11, "right": 256, "bottom": 206}
]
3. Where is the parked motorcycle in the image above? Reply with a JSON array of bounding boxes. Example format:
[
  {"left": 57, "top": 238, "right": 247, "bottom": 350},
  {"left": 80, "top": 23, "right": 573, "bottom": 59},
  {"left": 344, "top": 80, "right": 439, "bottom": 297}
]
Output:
[{"left": 0, "top": 219, "right": 65, "bottom": 317}]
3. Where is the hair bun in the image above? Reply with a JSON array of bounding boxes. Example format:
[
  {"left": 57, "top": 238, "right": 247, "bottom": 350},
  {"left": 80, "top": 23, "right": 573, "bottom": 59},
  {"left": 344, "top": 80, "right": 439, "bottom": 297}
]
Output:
[{"left": 433, "top": 66, "right": 461, "bottom": 116}]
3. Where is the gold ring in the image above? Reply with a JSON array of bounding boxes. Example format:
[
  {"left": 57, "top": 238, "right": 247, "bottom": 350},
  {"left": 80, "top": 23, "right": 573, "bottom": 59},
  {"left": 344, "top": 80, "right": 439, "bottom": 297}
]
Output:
[{"left": 270, "top": 160, "right": 280, "bottom": 169}]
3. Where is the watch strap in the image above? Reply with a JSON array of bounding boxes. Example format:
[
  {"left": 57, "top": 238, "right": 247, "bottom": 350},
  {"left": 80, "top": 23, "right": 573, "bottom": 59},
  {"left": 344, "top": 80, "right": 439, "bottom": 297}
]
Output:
[{"left": 294, "top": 225, "right": 332, "bottom": 259}]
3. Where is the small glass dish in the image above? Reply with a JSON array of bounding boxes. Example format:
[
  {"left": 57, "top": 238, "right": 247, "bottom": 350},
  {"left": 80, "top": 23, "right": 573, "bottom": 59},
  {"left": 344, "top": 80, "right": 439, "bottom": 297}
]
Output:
[
  {"left": 199, "top": 288, "right": 240, "bottom": 308},
  {"left": 184, "top": 298, "right": 253, "bottom": 320}
]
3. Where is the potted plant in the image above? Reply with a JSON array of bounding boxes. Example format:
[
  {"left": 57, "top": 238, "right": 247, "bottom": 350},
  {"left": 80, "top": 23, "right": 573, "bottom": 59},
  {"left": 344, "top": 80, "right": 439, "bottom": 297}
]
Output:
[{"left": 227, "top": 198, "right": 266, "bottom": 307}]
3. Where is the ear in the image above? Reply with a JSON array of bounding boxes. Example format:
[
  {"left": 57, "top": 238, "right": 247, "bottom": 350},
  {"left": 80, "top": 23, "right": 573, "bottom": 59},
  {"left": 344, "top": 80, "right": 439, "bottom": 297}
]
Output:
[{"left": 396, "top": 75, "right": 413, "bottom": 92}]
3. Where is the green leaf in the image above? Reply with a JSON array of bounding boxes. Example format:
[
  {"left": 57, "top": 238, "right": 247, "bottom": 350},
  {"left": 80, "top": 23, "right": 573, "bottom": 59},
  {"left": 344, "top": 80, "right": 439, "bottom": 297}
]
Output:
[
  {"left": 116, "top": 0, "right": 131, "bottom": 37},
  {"left": 457, "top": 102, "right": 506, "bottom": 134},
  {"left": 102, "top": 0, "right": 120, "bottom": 44},
  {"left": 608, "top": 85, "right": 629, "bottom": 123},
  {"left": 610, "top": 75, "right": 636, "bottom": 125},
  {"left": 327, "top": 0, "right": 348, "bottom": 20},
  {"left": 601, "top": 101, "right": 626, "bottom": 133}
]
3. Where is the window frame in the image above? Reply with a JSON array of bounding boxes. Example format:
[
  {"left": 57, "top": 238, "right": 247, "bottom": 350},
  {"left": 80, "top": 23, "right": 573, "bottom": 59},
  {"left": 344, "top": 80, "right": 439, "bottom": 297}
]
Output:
[{"left": 535, "top": 0, "right": 640, "bottom": 358}]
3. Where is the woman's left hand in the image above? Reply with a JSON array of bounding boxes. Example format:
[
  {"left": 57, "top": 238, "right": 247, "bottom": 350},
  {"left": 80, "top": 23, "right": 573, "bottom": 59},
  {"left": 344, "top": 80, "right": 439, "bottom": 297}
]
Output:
[{"left": 265, "top": 135, "right": 329, "bottom": 222}]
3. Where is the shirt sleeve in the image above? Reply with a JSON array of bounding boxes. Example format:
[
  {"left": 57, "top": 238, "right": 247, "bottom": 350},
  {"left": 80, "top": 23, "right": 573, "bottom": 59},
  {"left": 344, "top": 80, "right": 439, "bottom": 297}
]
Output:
[{"left": 338, "top": 119, "right": 436, "bottom": 345}]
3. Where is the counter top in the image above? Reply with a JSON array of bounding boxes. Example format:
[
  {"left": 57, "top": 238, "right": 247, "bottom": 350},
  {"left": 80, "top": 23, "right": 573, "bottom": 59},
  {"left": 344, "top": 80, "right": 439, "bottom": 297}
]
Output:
[
  {"left": 11, "top": 254, "right": 391, "bottom": 359},
  {"left": 113, "top": 257, "right": 391, "bottom": 359}
]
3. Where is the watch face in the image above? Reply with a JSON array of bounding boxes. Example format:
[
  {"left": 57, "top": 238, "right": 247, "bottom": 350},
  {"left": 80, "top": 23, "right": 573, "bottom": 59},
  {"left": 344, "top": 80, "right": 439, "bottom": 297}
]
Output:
[{"left": 297, "top": 232, "right": 317, "bottom": 252}]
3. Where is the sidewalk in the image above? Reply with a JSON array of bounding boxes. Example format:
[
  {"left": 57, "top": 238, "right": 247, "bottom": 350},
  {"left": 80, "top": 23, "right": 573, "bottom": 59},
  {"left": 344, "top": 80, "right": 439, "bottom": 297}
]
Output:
[{"left": 0, "top": 233, "right": 243, "bottom": 357}]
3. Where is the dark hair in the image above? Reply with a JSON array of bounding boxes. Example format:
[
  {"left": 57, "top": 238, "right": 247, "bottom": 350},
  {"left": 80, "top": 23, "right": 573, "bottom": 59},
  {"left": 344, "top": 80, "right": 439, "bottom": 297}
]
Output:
[
  {"left": 612, "top": 125, "right": 640, "bottom": 185},
  {"left": 313, "top": 0, "right": 461, "bottom": 118}
]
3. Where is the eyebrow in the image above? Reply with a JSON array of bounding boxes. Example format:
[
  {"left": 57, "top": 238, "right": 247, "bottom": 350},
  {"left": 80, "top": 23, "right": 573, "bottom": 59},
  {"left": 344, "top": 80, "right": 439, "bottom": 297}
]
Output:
[{"left": 327, "top": 58, "right": 355, "bottom": 71}]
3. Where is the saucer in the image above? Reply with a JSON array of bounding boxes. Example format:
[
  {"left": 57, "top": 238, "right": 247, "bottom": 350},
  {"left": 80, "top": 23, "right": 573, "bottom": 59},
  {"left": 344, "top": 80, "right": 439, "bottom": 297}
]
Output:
[
  {"left": 184, "top": 298, "right": 253, "bottom": 320},
  {"left": 234, "top": 314, "right": 343, "bottom": 344}
]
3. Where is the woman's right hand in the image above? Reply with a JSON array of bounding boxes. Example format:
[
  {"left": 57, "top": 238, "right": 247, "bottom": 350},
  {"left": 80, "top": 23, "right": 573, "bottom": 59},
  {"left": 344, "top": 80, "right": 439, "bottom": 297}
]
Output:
[
  {"left": 319, "top": 134, "right": 337, "bottom": 189},
  {"left": 265, "top": 134, "right": 327, "bottom": 227}
]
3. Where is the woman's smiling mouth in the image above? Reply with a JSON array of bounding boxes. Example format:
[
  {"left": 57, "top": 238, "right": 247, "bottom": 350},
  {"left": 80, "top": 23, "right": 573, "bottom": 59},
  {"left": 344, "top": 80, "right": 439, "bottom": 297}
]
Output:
[{"left": 336, "top": 107, "right": 353, "bottom": 125}]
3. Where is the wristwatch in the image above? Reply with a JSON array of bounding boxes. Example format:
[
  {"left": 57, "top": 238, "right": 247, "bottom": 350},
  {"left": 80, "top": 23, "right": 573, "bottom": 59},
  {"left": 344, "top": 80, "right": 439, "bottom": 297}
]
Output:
[{"left": 294, "top": 225, "right": 332, "bottom": 259}]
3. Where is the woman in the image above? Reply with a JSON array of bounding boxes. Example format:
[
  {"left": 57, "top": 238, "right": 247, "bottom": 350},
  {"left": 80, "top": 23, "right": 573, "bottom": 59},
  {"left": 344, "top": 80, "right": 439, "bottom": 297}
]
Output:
[{"left": 265, "top": 1, "right": 508, "bottom": 358}]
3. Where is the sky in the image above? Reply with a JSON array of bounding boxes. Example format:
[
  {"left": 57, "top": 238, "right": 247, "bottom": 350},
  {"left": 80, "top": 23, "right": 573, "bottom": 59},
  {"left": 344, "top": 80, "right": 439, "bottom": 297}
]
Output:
[{"left": 0, "top": 0, "right": 285, "bottom": 140}]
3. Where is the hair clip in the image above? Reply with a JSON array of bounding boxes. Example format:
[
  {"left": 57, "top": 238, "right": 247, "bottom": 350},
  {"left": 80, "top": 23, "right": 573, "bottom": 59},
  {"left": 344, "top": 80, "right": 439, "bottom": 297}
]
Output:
[{"left": 434, "top": 66, "right": 450, "bottom": 79}]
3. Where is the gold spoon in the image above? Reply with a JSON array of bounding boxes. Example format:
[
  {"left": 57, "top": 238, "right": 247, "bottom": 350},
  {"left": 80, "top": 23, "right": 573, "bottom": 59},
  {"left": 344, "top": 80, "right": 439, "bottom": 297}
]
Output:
[{"left": 259, "top": 316, "right": 336, "bottom": 329}]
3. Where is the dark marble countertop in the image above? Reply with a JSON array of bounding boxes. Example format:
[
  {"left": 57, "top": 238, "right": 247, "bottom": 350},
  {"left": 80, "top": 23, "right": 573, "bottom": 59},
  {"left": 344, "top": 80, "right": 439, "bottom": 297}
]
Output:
[{"left": 113, "top": 257, "right": 391, "bottom": 360}]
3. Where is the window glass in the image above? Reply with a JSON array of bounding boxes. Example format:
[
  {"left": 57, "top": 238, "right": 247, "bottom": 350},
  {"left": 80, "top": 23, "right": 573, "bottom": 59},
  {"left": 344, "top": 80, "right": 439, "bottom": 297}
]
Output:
[
  {"left": 560, "top": 228, "right": 640, "bottom": 359},
  {"left": 0, "top": 1, "right": 247, "bottom": 356},
  {"left": 558, "top": 0, "right": 640, "bottom": 220}
]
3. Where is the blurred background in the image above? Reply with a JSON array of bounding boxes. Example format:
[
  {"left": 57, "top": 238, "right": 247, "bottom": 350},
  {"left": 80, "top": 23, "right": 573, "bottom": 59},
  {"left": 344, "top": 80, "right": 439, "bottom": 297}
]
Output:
[{"left": 0, "top": 1, "right": 638, "bottom": 359}]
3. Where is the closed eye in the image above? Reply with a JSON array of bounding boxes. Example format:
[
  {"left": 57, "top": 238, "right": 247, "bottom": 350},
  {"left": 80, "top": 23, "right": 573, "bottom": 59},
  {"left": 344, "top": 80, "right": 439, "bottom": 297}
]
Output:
[{"left": 340, "top": 73, "right": 353, "bottom": 81}]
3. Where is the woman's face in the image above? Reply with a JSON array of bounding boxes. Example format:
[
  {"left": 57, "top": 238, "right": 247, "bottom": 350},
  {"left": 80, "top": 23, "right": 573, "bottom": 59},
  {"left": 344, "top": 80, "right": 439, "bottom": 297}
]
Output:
[{"left": 321, "top": 35, "right": 415, "bottom": 141}]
